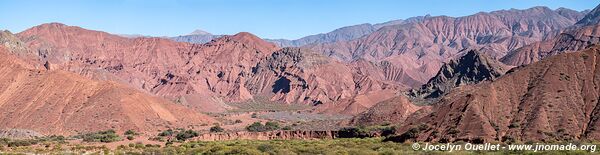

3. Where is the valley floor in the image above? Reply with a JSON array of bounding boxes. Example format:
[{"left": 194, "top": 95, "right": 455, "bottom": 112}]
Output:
[{"left": 2, "top": 138, "right": 600, "bottom": 155}]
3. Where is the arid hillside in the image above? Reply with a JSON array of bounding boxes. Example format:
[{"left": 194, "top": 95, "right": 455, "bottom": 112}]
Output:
[
  {"left": 12, "top": 23, "right": 408, "bottom": 115},
  {"left": 0, "top": 46, "right": 214, "bottom": 135},
  {"left": 502, "top": 4, "right": 600, "bottom": 66},
  {"left": 391, "top": 46, "right": 600, "bottom": 143}
]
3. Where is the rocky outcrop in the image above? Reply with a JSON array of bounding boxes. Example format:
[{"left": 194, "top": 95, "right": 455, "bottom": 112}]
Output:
[
  {"left": 390, "top": 46, "right": 600, "bottom": 143},
  {"left": 195, "top": 130, "right": 337, "bottom": 141},
  {"left": 307, "top": 7, "right": 587, "bottom": 87},
  {"left": 0, "top": 129, "right": 43, "bottom": 139},
  {"left": 408, "top": 50, "right": 511, "bottom": 103}
]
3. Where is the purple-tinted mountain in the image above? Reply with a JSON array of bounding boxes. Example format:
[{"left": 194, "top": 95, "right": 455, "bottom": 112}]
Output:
[
  {"left": 267, "top": 16, "right": 428, "bottom": 47},
  {"left": 169, "top": 29, "right": 224, "bottom": 44},
  {"left": 307, "top": 6, "right": 587, "bottom": 87},
  {"left": 502, "top": 4, "right": 600, "bottom": 66}
]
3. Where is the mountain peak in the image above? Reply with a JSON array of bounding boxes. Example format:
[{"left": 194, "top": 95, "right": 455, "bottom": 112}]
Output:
[
  {"left": 27, "top": 22, "right": 70, "bottom": 31},
  {"left": 189, "top": 29, "right": 212, "bottom": 36},
  {"left": 576, "top": 4, "right": 600, "bottom": 26},
  {"left": 229, "top": 32, "right": 270, "bottom": 45},
  {"left": 209, "top": 32, "right": 278, "bottom": 52}
]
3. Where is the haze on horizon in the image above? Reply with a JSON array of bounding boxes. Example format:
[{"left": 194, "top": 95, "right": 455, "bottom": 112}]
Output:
[{"left": 0, "top": 0, "right": 594, "bottom": 39}]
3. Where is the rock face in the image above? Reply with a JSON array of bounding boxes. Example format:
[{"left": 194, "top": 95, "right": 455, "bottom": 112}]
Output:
[
  {"left": 408, "top": 50, "right": 511, "bottom": 103},
  {"left": 348, "top": 96, "right": 422, "bottom": 126},
  {"left": 391, "top": 46, "right": 600, "bottom": 143},
  {"left": 195, "top": 130, "right": 337, "bottom": 141},
  {"left": 0, "top": 46, "right": 214, "bottom": 135},
  {"left": 307, "top": 7, "right": 587, "bottom": 87},
  {"left": 502, "top": 4, "right": 600, "bottom": 66},
  {"left": 0, "top": 129, "right": 43, "bottom": 139},
  {"left": 246, "top": 47, "right": 402, "bottom": 114}
]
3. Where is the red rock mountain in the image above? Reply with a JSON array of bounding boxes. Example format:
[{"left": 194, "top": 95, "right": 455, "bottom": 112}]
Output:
[
  {"left": 307, "top": 7, "right": 586, "bottom": 87},
  {"left": 502, "top": 4, "right": 600, "bottom": 66},
  {"left": 0, "top": 45, "right": 214, "bottom": 135},
  {"left": 15, "top": 23, "right": 404, "bottom": 115},
  {"left": 246, "top": 47, "right": 403, "bottom": 114},
  {"left": 390, "top": 46, "right": 600, "bottom": 143},
  {"left": 16, "top": 23, "right": 281, "bottom": 111}
]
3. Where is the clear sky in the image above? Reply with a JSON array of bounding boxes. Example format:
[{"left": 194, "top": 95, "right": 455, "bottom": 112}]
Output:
[{"left": 0, "top": 0, "right": 595, "bottom": 39}]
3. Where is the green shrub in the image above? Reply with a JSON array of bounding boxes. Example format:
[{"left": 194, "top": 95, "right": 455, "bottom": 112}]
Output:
[
  {"left": 158, "top": 129, "right": 174, "bottom": 137},
  {"left": 265, "top": 121, "right": 280, "bottom": 130},
  {"left": 77, "top": 130, "right": 121, "bottom": 143},
  {"left": 210, "top": 125, "right": 225, "bottom": 133},
  {"left": 124, "top": 130, "right": 138, "bottom": 136},
  {"left": 246, "top": 121, "right": 280, "bottom": 132},
  {"left": 127, "top": 135, "right": 135, "bottom": 140},
  {"left": 338, "top": 127, "right": 369, "bottom": 138},
  {"left": 7, "top": 139, "right": 38, "bottom": 147},
  {"left": 176, "top": 130, "right": 199, "bottom": 141},
  {"left": 246, "top": 122, "right": 266, "bottom": 132},
  {"left": 282, "top": 126, "right": 292, "bottom": 130}
]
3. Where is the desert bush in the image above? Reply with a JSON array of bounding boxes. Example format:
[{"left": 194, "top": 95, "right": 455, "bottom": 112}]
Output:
[
  {"left": 6, "top": 139, "right": 39, "bottom": 147},
  {"left": 265, "top": 121, "right": 280, "bottom": 130},
  {"left": 175, "top": 130, "right": 199, "bottom": 141},
  {"left": 338, "top": 127, "right": 370, "bottom": 138},
  {"left": 76, "top": 130, "right": 121, "bottom": 143},
  {"left": 246, "top": 122, "right": 266, "bottom": 132},
  {"left": 234, "top": 119, "right": 243, "bottom": 124},
  {"left": 124, "top": 129, "right": 138, "bottom": 136},
  {"left": 246, "top": 121, "right": 281, "bottom": 132},
  {"left": 158, "top": 129, "right": 174, "bottom": 137},
  {"left": 210, "top": 125, "right": 224, "bottom": 133}
]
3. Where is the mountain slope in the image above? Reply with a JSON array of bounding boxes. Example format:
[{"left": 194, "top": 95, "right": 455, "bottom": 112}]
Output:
[
  {"left": 16, "top": 23, "right": 405, "bottom": 115},
  {"left": 502, "top": 4, "right": 600, "bottom": 66},
  {"left": 390, "top": 46, "right": 600, "bottom": 143},
  {"left": 16, "top": 23, "right": 281, "bottom": 111},
  {"left": 348, "top": 96, "right": 423, "bottom": 126},
  {"left": 246, "top": 47, "right": 402, "bottom": 114},
  {"left": 307, "top": 7, "right": 587, "bottom": 87},
  {"left": 576, "top": 4, "right": 600, "bottom": 26},
  {"left": 0, "top": 46, "right": 214, "bottom": 135}
]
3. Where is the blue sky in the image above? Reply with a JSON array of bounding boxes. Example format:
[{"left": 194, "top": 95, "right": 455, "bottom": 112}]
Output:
[{"left": 0, "top": 0, "right": 595, "bottom": 39}]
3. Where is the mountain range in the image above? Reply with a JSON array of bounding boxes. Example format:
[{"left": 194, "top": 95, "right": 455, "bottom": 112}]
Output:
[{"left": 0, "top": 4, "right": 599, "bottom": 144}]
